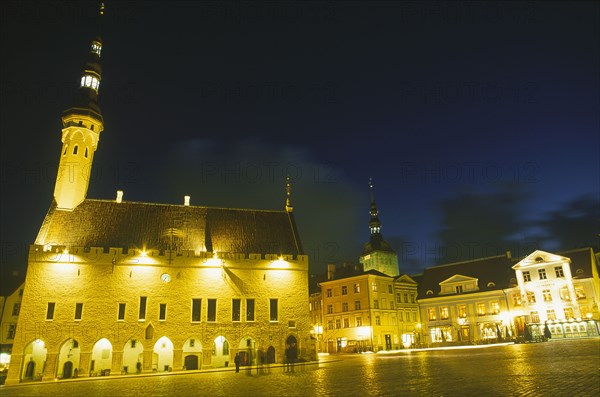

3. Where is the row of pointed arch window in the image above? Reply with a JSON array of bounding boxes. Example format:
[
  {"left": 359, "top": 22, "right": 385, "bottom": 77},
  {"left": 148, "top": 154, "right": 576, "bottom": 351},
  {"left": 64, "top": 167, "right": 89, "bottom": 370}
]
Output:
[{"left": 63, "top": 144, "right": 89, "bottom": 158}]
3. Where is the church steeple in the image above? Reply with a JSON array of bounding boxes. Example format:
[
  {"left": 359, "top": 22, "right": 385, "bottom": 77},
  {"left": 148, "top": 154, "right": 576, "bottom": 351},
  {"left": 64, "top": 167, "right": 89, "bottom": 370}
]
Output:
[
  {"left": 368, "top": 177, "right": 382, "bottom": 237},
  {"left": 53, "top": 3, "right": 105, "bottom": 211},
  {"left": 359, "top": 177, "right": 399, "bottom": 277}
]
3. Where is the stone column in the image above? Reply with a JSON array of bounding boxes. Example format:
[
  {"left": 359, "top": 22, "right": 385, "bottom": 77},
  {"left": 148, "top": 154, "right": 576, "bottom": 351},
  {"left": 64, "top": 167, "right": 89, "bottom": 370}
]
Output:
[
  {"left": 79, "top": 351, "right": 91, "bottom": 377},
  {"left": 111, "top": 350, "right": 123, "bottom": 375},
  {"left": 4, "top": 354, "right": 23, "bottom": 385},
  {"left": 173, "top": 349, "right": 183, "bottom": 371},
  {"left": 143, "top": 350, "right": 154, "bottom": 372},
  {"left": 42, "top": 352, "right": 58, "bottom": 381},
  {"left": 203, "top": 350, "right": 212, "bottom": 367}
]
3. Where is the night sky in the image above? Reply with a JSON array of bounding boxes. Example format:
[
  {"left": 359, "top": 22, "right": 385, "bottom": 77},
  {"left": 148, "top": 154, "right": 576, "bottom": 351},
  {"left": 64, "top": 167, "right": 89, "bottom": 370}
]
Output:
[{"left": 1, "top": 1, "right": 598, "bottom": 294}]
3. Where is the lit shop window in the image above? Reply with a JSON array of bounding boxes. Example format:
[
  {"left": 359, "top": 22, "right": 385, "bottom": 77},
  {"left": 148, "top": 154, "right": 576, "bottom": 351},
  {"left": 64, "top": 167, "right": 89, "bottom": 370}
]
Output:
[
  {"left": 542, "top": 290, "right": 552, "bottom": 302},
  {"left": 477, "top": 303, "right": 486, "bottom": 316},
  {"left": 428, "top": 308, "right": 437, "bottom": 321},
  {"left": 490, "top": 302, "right": 500, "bottom": 314},
  {"left": 440, "top": 307, "right": 449, "bottom": 320},
  {"left": 512, "top": 294, "right": 522, "bottom": 306}
]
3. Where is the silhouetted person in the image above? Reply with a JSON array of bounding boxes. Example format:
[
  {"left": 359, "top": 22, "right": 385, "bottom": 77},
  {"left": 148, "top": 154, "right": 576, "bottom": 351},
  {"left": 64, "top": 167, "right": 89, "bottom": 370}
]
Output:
[{"left": 234, "top": 353, "right": 240, "bottom": 373}]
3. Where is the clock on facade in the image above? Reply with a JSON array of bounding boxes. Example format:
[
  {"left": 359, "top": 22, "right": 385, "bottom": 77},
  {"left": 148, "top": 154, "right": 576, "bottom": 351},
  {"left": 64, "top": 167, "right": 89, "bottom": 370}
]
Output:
[{"left": 161, "top": 273, "right": 171, "bottom": 283}]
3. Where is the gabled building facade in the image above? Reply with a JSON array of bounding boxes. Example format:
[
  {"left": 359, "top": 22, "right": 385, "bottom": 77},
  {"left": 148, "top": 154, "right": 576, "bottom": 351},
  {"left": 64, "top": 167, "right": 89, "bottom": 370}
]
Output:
[
  {"left": 319, "top": 266, "right": 398, "bottom": 352},
  {"left": 393, "top": 274, "right": 421, "bottom": 347},
  {"left": 417, "top": 253, "right": 514, "bottom": 345},
  {"left": 416, "top": 248, "right": 600, "bottom": 346},
  {"left": 510, "top": 248, "right": 600, "bottom": 339},
  {"left": 0, "top": 283, "right": 25, "bottom": 372}
]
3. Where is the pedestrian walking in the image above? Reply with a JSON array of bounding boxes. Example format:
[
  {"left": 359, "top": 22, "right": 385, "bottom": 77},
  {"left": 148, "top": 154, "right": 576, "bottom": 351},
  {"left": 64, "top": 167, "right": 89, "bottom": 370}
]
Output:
[{"left": 234, "top": 353, "right": 240, "bottom": 373}]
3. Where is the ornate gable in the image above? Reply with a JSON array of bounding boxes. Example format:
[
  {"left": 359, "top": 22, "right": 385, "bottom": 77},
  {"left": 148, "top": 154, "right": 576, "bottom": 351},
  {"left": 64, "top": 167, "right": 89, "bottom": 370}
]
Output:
[
  {"left": 512, "top": 250, "right": 570, "bottom": 270},
  {"left": 439, "top": 274, "right": 479, "bottom": 295}
]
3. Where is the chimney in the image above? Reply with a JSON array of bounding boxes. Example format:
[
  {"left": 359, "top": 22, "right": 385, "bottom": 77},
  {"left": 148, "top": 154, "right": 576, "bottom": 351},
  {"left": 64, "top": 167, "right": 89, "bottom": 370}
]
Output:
[
  {"left": 184, "top": 195, "right": 190, "bottom": 206},
  {"left": 116, "top": 190, "right": 123, "bottom": 203},
  {"left": 327, "top": 263, "right": 336, "bottom": 280}
]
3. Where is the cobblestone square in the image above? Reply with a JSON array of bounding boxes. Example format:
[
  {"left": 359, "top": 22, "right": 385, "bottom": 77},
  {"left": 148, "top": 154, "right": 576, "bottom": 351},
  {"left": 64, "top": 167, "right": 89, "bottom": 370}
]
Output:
[{"left": 1, "top": 339, "right": 598, "bottom": 397}]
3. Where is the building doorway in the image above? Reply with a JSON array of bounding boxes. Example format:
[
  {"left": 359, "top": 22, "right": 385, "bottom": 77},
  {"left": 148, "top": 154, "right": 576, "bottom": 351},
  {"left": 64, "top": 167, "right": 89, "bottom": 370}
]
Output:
[
  {"left": 62, "top": 361, "right": 73, "bottom": 379},
  {"left": 184, "top": 355, "right": 198, "bottom": 370},
  {"left": 183, "top": 337, "right": 202, "bottom": 370},
  {"left": 266, "top": 346, "right": 275, "bottom": 364},
  {"left": 384, "top": 334, "right": 392, "bottom": 350}
]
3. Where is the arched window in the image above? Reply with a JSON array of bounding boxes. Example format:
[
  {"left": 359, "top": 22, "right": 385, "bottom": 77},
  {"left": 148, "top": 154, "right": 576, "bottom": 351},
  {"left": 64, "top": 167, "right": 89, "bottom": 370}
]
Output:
[
  {"left": 84, "top": 147, "right": 89, "bottom": 158},
  {"left": 63, "top": 145, "right": 68, "bottom": 155},
  {"left": 73, "top": 145, "right": 78, "bottom": 155}
]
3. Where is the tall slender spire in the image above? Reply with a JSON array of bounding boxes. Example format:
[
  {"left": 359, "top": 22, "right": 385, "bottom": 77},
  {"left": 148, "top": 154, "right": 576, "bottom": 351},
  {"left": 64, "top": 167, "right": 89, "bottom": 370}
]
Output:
[
  {"left": 285, "top": 176, "right": 293, "bottom": 212},
  {"left": 368, "top": 177, "right": 382, "bottom": 237},
  {"left": 360, "top": 177, "right": 399, "bottom": 276},
  {"left": 53, "top": 2, "right": 106, "bottom": 210}
]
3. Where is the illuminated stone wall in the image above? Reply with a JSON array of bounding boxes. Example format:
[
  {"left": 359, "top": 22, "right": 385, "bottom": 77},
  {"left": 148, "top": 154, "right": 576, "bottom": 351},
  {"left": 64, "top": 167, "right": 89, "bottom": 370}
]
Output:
[{"left": 5, "top": 246, "right": 310, "bottom": 384}]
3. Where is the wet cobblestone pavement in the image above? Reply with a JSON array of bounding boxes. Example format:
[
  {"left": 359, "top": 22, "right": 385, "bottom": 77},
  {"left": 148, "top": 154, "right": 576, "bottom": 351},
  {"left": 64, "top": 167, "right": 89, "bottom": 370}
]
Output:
[{"left": 1, "top": 338, "right": 598, "bottom": 396}]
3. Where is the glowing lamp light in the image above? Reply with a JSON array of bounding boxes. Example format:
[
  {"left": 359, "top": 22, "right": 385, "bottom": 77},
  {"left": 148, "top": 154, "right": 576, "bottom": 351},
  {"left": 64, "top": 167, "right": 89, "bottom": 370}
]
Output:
[
  {"left": 140, "top": 251, "right": 147, "bottom": 257},
  {"left": 357, "top": 326, "right": 371, "bottom": 338},
  {"left": 271, "top": 256, "right": 290, "bottom": 268},
  {"left": 0, "top": 353, "right": 11, "bottom": 365},
  {"left": 586, "top": 313, "right": 593, "bottom": 319}
]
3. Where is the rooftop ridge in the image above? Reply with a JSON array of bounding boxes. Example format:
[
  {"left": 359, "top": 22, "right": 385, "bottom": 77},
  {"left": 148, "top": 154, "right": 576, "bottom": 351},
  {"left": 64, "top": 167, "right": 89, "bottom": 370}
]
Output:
[
  {"left": 85, "top": 198, "right": 285, "bottom": 213},
  {"left": 427, "top": 253, "right": 510, "bottom": 269}
]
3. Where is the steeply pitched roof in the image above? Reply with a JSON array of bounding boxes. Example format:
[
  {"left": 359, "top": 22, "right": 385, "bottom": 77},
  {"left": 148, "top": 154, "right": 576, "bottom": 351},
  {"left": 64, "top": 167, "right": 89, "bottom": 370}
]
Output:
[
  {"left": 557, "top": 247, "right": 598, "bottom": 279},
  {"left": 416, "top": 247, "right": 599, "bottom": 299},
  {"left": 417, "top": 254, "right": 515, "bottom": 299},
  {"left": 35, "top": 199, "right": 303, "bottom": 256}
]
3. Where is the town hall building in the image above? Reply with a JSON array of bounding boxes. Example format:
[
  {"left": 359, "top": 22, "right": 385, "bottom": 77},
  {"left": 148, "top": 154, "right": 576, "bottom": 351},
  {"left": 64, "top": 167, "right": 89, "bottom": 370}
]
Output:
[{"left": 5, "top": 15, "right": 311, "bottom": 384}]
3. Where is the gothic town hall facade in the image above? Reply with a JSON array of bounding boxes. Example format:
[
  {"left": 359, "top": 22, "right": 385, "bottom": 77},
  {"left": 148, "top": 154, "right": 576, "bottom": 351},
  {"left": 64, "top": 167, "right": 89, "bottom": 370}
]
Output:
[{"left": 5, "top": 32, "right": 311, "bottom": 384}]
